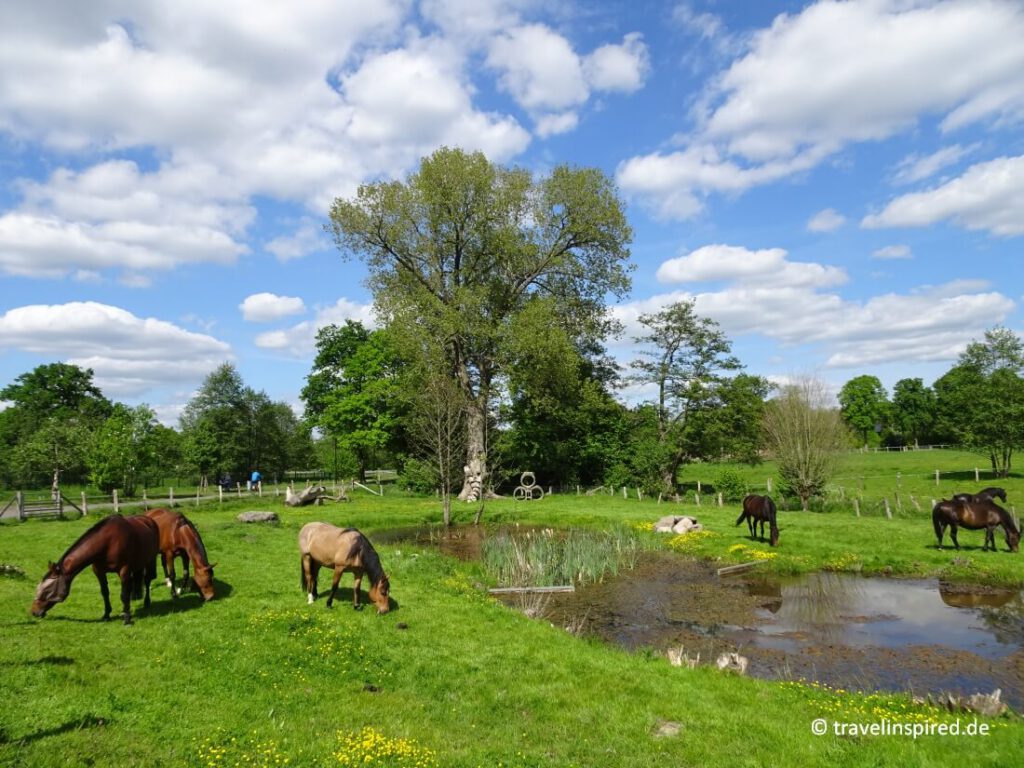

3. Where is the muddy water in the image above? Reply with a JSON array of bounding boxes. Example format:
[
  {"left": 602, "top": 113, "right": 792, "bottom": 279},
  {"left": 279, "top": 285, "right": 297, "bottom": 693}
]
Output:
[
  {"left": 533, "top": 552, "right": 1024, "bottom": 708},
  {"left": 383, "top": 526, "right": 1024, "bottom": 706}
]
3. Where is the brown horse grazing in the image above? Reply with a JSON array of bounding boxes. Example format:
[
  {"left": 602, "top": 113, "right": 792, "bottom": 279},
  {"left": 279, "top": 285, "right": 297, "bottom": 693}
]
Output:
[
  {"left": 145, "top": 508, "right": 216, "bottom": 601},
  {"left": 31, "top": 514, "right": 159, "bottom": 624},
  {"left": 736, "top": 494, "right": 779, "bottom": 546},
  {"left": 299, "top": 522, "right": 390, "bottom": 613},
  {"left": 933, "top": 498, "right": 1020, "bottom": 553}
]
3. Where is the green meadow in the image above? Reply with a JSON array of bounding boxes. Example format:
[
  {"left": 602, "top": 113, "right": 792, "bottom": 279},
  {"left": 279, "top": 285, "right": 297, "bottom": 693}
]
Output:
[{"left": 1, "top": 449, "right": 1023, "bottom": 767}]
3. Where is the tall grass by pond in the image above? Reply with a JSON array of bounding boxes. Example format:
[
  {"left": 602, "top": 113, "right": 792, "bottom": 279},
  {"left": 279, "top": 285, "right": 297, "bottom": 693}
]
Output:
[{"left": 481, "top": 526, "right": 651, "bottom": 587}]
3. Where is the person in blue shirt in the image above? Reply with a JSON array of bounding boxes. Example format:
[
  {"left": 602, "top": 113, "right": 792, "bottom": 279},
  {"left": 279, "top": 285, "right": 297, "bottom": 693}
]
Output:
[{"left": 250, "top": 469, "right": 262, "bottom": 492}]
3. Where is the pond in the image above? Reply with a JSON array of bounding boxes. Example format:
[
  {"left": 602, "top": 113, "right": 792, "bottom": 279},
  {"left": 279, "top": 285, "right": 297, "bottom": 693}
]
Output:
[{"left": 384, "top": 525, "right": 1024, "bottom": 707}]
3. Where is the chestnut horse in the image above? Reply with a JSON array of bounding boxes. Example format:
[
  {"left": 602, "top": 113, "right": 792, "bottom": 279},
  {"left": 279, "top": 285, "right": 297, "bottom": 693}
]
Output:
[
  {"left": 736, "top": 494, "right": 779, "bottom": 546},
  {"left": 31, "top": 514, "right": 159, "bottom": 624},
  {"left": 145, "top": 508, "right": 216, "bottom": 601},
  {"left": 299, "top": 522, "right": 390, "bottom": 613},
  {"left": 933, "top": 498, "right": 1020, "bottom": 553}
]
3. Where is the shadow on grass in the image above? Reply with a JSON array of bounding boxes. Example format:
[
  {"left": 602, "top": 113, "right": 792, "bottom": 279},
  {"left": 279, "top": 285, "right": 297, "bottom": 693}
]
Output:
[
  {"left": 0, "top": 655, "right": 75, "bottom": 667},
  {"left": 0, "top": 714, "right": 107, "bottom": 746},
  {"left": 143, "top": 578, "right": 234, "bottom": 617},
  {"left": 311, "top": 587, "right": 401, "bottom": 613}
]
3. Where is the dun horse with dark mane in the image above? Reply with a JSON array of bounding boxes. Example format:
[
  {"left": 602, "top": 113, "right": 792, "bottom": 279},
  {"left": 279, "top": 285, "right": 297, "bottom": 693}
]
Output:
[
  {"left": 31, "top": 514, "right": 159, "bottom": 624},
  {"left": 933, "top": 497, "right": 1019, "bottom": 553},
  {"left": 146, "top": 508, "right": 216, "bottom": 601},
  {"left": 299, "top": 522, "right": 391, "bottom": 613},
  {"left": 736, "top": 494, "right": 779, "bottom": 546}
]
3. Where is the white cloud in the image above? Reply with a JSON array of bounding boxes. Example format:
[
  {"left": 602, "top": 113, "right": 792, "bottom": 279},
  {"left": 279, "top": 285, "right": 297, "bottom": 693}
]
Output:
[
  {"left": 891, "top": 144, "right": 978, "bottom": 185},
  {"left": 615, "top": 238, "right": 1014, "bottom": 370},
  {"left": 0, "top": 301, "right": 231, "bottom": 396},
  {"left": 265, "top": 220, "right": 328, "bottom": 261},
  {"left": 862, "top": 155, "right": 1024, "bottom": 236},
  {"left": 240, "top": 293, "right": 307, "bottom": 322},
  {"left": 655, "top": 244, "right": 847, "bottom": 289},
  {"left": 488, "top": 24, "right": 589, "bottom": 113},
  {"left": 620, "top": 0, "right": 1024, "bottom": 219},
  {"left": 871, "top": 244, "right": 912, "bottom": 260},
  {"left": 0, "top": 160, "right": 252, "bottom": 279},
  {"left": 583, "top": 33, "right": 649, "bottom": 94},
  {"left": 806, "top": 207, "right": 846, "bottom": 232},
  {"left": 254, "top": 298, "right": 375, "bottom": 356},
  {"left": 534, "top": 111, "right": 579, "bottom": 138}
]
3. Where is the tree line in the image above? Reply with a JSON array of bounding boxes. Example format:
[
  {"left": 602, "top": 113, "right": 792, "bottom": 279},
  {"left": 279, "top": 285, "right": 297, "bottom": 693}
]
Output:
[
  {"left": 2, "top": 148, "right": 1020, "bottom": 508},
  {"left": 837, "top": 327, "right": 1024, "bottom": 476}
]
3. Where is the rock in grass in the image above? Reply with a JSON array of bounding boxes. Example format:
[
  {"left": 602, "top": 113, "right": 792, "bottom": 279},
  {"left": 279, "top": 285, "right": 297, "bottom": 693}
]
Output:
[
  {"left": 653, "top": 720, "right": 682, "bottom": 738},
  {"left": 237, "top": 511, "right": 279, "bottom": 523}
]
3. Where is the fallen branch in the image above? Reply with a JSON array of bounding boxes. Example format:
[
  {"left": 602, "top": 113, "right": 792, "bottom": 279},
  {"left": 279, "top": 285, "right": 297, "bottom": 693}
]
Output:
[
  {"left": 716, "top": 561, "right": 764, "bottom": 577},
  {"left": 488, "top": 585, "right": 575, "bottom": 595}
]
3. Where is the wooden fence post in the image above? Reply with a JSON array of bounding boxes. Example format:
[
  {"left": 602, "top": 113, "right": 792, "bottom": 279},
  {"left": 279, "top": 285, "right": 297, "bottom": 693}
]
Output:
[
  {"left": 853, "top": 498, "right": 860, "bottom": 517},
  {"left": 766, "top": 478, "right": 772, "bottom": 493},
  {"left": 218, "top": 486, "right": 223, "bottom": 503},
  {"left": 169, "top": 487, "right": 174, "bottom": 506},
  {"left": 657, "top": 493, "right": 663, "bottom": 504},
  {"left": 113, "top": 489, "right": 119, "bottom": 514},
  {"left": 935, "top": 469, "right": 940, "bottom": 486},
  {"left": 196, "top": 487, "right": 201, "bottom": 507},
  {"left": 16, "top": 491, "right": 23, "bottom": 521},
  {"left": 142, "top": 489, "right": 148, "bottom": 510},
  {"left": 697, "top": 480, "right": 702, "bottom": 493},
  {"left": 884, "top": 497, "right": 892, "bottom": 519},
  {"left": 236, "top": 482, "right": 242, "bottom": 499},
  {"left": 694, "top": 493, "right": 701, "bottom": 506},
  {"left": 81, "top": 491, "right": 89, "bottom": 516},
  {"left": 622, "top": 486, "right": 627, "bottom": 499},
  {"left": 974, "top": 467, "right": 979, "bottom": 482},
  {"left": 718, "top": 493, "right": 723, "bottom": 507}
]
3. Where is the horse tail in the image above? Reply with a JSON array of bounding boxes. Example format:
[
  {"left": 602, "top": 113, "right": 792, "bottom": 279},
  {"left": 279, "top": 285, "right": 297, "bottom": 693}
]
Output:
[
  {"left": 932, "top": 506, "right": 944, "bottom": 543},
  {"left": 735, "top": 508, "right": 748, "bottom": 526}
]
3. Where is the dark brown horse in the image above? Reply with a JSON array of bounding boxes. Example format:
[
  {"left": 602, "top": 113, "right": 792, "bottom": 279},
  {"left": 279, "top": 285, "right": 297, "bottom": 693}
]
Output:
[
  {"left": 952, "top": 487, "right": 1008, "bottom": 504},
  {"left": 299, "top": 522, "right": 390, "bottom": 613},
  {"left": 736, "top": 494, "right": 779, "bottom": 546},
  {"left": 145, "top": 508, "right": 216, "bottom": 601},
  {"left": 31, "top": 514, "right": 159, "bottom": 624},
  {"left": 933, "top": 498, "right": 1020, "bottom": 553}
]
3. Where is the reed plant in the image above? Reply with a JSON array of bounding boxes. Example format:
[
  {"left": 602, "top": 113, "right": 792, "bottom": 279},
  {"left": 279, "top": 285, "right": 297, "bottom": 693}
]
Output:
[{"left": 481, "top": 526, "right": 651, "bottom": 587}]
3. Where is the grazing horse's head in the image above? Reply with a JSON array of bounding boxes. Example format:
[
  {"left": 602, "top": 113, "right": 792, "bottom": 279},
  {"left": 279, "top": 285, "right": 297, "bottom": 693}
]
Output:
[
  {"left": 769, "top": 526, "right": 779, "bottom": 547},
  {"left": 369, "top": 575, "right": 391, "bottom": 614},
  {"left": 31, "top": 562, "right": 70, "bottom": 617},
  {"left": 1006, "top": 526, "right": 1020, "bottom": 553},
  {"left": 193, "top": 563, "right": 216, "bottom": 601}
]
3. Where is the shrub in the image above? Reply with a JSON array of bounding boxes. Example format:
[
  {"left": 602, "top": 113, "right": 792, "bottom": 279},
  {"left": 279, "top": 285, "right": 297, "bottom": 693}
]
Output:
[{"left": 713, "top": 468, "right": 747, "bottom": 502}]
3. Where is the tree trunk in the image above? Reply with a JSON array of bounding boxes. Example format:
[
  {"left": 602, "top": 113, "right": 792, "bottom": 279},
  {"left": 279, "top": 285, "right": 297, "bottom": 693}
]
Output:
[{"left": 458, "top": 400, "right": 487, "bottom": 501}]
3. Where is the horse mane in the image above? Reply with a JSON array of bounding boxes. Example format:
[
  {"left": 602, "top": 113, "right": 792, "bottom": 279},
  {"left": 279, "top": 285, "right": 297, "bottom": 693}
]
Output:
[
  {"left": 348, "top": 531, "right": 385, "bottom": 585},
  {"left": 994, "top": 504, "right": 1020, "bottom": 535},
  {"left": 58, "top": 515, "right": 120, "bottom": 565},
  {"left": 177, "top": 516, "right": 210, "bottom": 565}
]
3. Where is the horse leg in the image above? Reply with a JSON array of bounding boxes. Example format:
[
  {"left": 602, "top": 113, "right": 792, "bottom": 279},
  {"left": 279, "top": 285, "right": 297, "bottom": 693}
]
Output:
[
  {"left": 118, "top": 566, "right": 133, "bottom": 624},
  {"left": 352, "top": 568, "right": 364, "bottom": 610},
  {"left": 326, "top": 566, "right": 344, "bottom": 608},
  {"left": 178, "top": 553, "right": 190, "bottom": 596},
  {"left": 950, "top": 524, "right": 960, "bottom": 550},
  {"left": 143, "top": 561, "right": 153, "bottom": 609},
  {"left": 747, "top": 517, "right": 754, "bottom": 539},
  {"left": 94, "top": 564, "right": 112, "bottom": 621},
  {"left": 164, "top": 551, "right": 177, "bottom": 599},
  {"left": 985, "top": 527, "right": 995, "bottom": 552}
]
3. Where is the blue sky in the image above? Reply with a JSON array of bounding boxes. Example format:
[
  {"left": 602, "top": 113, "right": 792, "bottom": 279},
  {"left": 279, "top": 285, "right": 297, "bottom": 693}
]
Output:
[{"left": 0, "top": 0, "right": 1022, "bottom": 424}]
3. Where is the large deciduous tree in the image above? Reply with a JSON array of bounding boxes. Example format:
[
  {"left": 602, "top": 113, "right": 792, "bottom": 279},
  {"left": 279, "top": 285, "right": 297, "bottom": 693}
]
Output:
[
  {"left": 838, "top": 375, "right": 889, "bottom": 447},
  {"left": 90, "top": 404, "right": 158, "bottom": 496},
  {"left": 328, "top": 147, "right": 632, "bottom": 500},
  {"left": 891, "top": 378, "right": 936, "bottom": 447},
  {"left": 763, "top": 377, "right": 848, "bottom": 511},
  {"left": 301, "top": 321, "right": 406, "bottom": 482},
  {"left": 630, "top": 299, "right": 744, "bottom": 494},
  {"left": 0, "top": 363, "right": 111, "bottom": 488},
  {"left": 933, "top": 327, "right": 1024, "bottom": 477}
]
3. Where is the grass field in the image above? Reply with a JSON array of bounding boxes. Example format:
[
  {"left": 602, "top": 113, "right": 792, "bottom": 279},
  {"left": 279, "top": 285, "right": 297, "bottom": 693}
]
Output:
[{"left": 2, "top": 457, "right": 1023, "bottom": 767}]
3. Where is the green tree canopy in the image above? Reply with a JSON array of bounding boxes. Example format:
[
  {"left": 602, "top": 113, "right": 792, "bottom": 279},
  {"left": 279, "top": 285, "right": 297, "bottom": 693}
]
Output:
[
  {"left": 329, "top": 146, "right": 633, "bottom": 500},
  {"left": 630, "top": 299, "right": 744, "bottom": 494},
  {"left": 838, "top": 375, "right": 889, "bottom": 446},
  {"left": 891, "top": 378, "right": 936, "bottom": 447},
  {"left": 301, "top": 321, "right": 407, "bottom": 481}
]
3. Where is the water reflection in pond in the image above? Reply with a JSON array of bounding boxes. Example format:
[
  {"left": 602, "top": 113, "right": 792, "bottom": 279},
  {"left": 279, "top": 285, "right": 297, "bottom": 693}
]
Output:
[{"left": 384, "top": 526, "right": 1024, "bottom": 706}]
